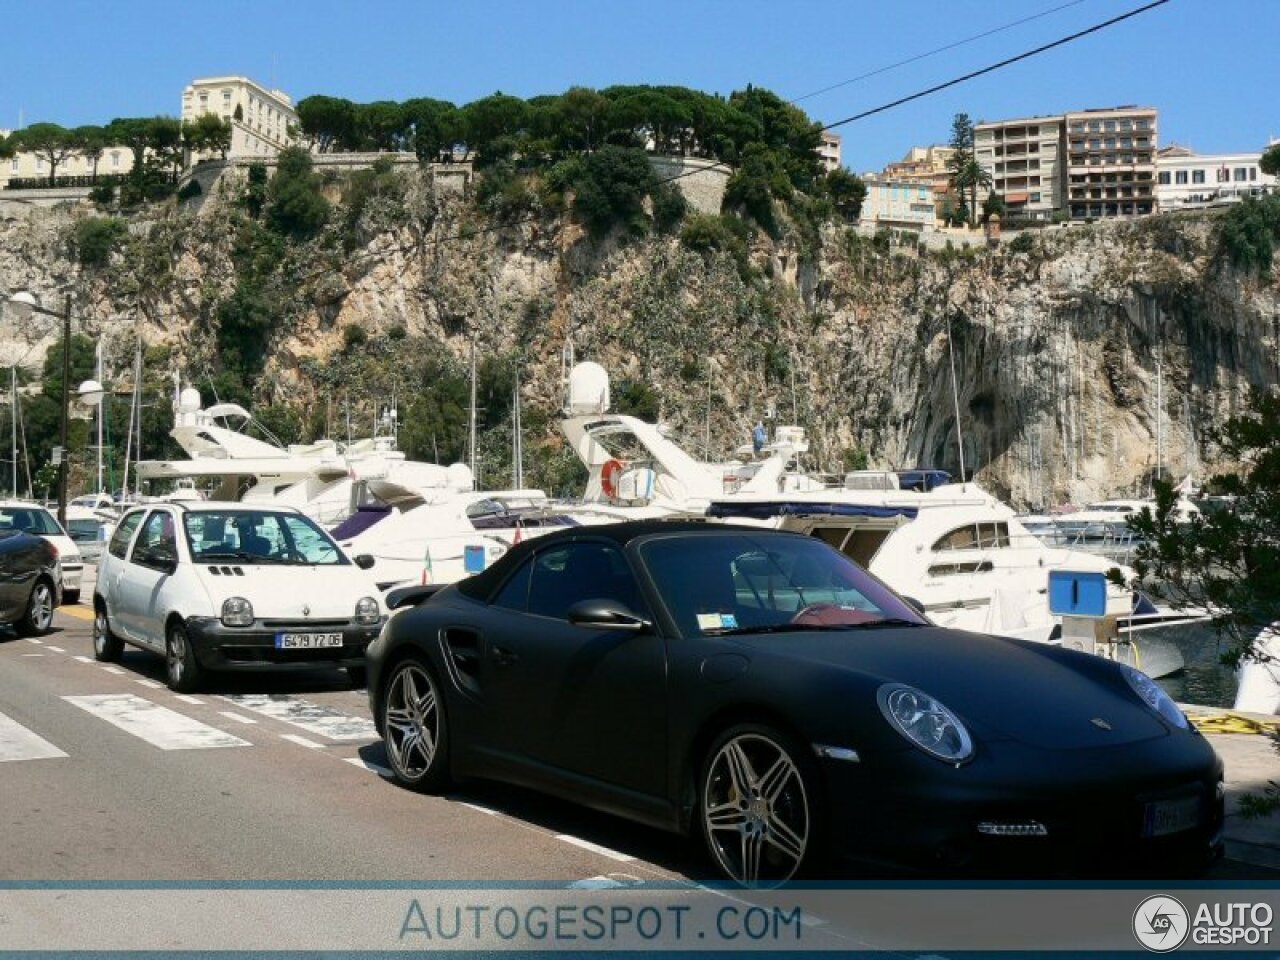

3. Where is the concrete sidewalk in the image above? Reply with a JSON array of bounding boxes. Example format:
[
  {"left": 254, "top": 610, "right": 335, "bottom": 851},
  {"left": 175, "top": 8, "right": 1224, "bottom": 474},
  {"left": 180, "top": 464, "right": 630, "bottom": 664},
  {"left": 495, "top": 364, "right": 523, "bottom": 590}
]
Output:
[{"left": 1184, "top": 704, "right": 1280, "bottom": 869}]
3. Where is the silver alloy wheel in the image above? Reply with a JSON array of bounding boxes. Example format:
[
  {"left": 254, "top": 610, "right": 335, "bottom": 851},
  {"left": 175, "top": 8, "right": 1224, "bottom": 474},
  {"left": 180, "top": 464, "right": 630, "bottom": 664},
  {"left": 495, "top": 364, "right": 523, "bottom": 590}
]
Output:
[
  {"left": 167, "top": 626, "right": 187, "bottom": 686},
  {"left": 93, "top": 609, "right": 109, "bottom": 654},
  {"left": 384, "top": 663, "right": 439, "bottom": 780},
  {"left": 29, "top": 582, "right": 53, "bottom": 632},
  {"left": 703, "top": 732, "right": 810, "bottom": 885}
]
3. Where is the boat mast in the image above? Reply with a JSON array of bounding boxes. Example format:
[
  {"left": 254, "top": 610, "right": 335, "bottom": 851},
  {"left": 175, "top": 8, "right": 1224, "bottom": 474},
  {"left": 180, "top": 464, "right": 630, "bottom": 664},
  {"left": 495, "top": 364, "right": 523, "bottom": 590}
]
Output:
[
  {"left": 468, "top": 333, "right": 478, "bottom": 484},
  {"left": 95, "top": 341, "right": 104, "bottom": 494},
  {"left": 10, "top": 366, "right": 16, "bottom": 498},
  {"left": 512, "top": 364, "right": 523, "bottom": 489},
  {"left": 945, "top": 314, "right": 968, "bottom": 484},
  {"left": 1155, "top": 342, "right": 1163, "bottom": 488}
]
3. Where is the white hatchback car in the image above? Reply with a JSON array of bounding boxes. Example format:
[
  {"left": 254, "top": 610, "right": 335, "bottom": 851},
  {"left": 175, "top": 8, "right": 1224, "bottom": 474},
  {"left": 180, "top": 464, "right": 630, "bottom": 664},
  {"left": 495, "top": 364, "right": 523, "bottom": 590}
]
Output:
[
  {"left": 93, "top": 502, "right": 385, "bottom": 692},
  {"left": 0, "top": 501, "right": 82, "bottom": 603}
]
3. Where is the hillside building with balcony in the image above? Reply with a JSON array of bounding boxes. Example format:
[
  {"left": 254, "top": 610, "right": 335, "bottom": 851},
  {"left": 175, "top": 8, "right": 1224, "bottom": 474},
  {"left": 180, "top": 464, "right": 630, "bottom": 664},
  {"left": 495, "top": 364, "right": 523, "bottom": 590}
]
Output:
[
  {"left": 974, "top": 115, "right": 1064, "bottom": 222},
  {"left": 182, "top": 76, "right": 297, "bottom": 160},
  {"left": 859, "top": 175, "right": 937, "bottom": 231},
  {"left": 881, "top": 145, "right": 956, "bottom": 217},
  {"left": 1065, "top": 106, "right": 1157, "bottom": 219},
  {"left": 1156, "top": 144, "right": 1276, "bottom": 208},
  {"left": 817, "top": 131, "right": 842, "bottom": 172}
]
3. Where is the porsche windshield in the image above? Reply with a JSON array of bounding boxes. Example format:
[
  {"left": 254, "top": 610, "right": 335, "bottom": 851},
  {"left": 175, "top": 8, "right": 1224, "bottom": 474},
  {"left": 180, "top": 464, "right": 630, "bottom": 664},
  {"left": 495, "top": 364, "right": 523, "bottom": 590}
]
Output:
[
  {"left": 640, "top": 532, "right": 926, "bottom": 637},
  {"left": 183, "top": 511, "right": 346, "bottom": 565}
]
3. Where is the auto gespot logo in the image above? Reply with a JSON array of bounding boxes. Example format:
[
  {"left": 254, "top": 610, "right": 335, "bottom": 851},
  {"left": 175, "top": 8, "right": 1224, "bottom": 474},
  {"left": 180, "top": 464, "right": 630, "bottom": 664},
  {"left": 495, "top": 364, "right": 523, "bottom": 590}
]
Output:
[{"left": 1134, "top": 895, "right": 1274, "bottom": 951}]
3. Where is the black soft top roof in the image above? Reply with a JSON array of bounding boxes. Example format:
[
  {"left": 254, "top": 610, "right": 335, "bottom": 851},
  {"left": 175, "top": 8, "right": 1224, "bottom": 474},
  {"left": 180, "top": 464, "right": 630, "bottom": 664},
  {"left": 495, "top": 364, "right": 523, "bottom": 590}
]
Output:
[{"left": 454, "top": 519, "right": 797, "bottom": 601}]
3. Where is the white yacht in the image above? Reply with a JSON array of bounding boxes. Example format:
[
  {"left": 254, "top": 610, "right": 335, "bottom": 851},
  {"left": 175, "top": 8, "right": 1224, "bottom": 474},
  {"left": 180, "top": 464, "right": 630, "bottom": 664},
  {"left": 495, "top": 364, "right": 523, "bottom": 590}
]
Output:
[{"left": 558, "top": 361, "right": 1187, "bottom": 677}]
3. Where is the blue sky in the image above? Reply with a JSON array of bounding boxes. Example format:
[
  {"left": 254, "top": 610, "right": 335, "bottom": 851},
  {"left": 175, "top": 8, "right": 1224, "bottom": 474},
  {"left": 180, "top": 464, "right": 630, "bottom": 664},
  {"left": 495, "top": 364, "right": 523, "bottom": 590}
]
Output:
[{"left": 1, "top": 0, "right": 1275, "bottom": 172}]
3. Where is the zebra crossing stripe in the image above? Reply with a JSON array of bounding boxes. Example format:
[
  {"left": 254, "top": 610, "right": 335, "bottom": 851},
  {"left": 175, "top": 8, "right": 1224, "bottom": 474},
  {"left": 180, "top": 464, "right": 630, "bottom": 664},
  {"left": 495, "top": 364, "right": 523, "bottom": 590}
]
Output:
[
  {"left": 0, "top": 711, "right": 67, "bottom": 762},
  {"left": 63, "top": 694, "right": 251, "bottom": 751},
  {"left": 221, "top": 694, "right": 377, "bottom": 741}
]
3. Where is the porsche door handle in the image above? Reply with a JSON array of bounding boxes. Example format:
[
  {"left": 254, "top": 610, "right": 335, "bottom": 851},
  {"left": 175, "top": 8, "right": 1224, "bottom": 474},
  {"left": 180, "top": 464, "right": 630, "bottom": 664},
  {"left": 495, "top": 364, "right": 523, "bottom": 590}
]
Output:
[{"left": 491, "top": 646, "right": 520, "bottom": 666}]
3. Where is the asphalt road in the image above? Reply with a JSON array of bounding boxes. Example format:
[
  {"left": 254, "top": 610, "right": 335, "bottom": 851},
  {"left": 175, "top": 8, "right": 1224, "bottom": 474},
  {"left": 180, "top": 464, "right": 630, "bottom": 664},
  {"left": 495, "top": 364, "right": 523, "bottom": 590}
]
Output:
[{"left": 1, "top": 606, "right": 1274, "bottom": 884}]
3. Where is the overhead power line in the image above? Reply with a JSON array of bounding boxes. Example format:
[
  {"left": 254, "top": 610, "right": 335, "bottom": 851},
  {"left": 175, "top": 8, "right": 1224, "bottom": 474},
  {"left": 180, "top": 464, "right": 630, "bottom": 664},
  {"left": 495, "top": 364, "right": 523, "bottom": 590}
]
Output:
[
  {"left": 820, "top": 0, "right": 1171, "bottom": 132},
  {"left": 790, "top": 0, "right": 1088, "bottom": 105}
]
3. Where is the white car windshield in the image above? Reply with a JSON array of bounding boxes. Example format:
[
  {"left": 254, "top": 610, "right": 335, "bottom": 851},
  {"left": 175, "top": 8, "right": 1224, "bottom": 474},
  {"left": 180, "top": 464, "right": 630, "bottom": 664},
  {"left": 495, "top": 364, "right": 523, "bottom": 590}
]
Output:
[{"left": 183, "top": 511, "right": 346, "bottom": 565}]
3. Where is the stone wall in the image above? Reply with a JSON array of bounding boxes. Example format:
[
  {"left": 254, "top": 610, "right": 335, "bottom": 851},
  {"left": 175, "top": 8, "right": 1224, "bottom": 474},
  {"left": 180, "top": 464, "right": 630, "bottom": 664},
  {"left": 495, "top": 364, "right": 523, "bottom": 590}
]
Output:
[{"left": 646, "top": 155, "right": 729, "bottom": 215}]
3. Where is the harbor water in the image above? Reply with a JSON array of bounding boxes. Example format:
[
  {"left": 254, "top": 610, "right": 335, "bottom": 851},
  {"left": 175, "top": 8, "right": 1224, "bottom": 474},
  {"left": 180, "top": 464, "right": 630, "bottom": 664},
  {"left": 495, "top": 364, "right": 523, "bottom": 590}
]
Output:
[{"left": 1150, "top": 621, "right": 1238, "bottom": 708}]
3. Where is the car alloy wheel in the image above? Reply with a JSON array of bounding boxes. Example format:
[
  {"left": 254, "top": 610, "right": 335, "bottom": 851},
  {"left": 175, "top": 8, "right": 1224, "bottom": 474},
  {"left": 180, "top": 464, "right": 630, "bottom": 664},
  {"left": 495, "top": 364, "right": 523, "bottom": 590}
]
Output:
[
  {"left": 92, "top": 606, "right": 123, "bottom": 662},
  {"left": 18, "top": 581, "right": 54, "bottom": 637},
  {"left": 702, "top": 728, "right": 812, "bottom": 886},
  {"left": 165, "top": 622, "right": 202, "bottom": 693},
  {"left": 383, "top": 660, "right": 448, "bottom": 790}
]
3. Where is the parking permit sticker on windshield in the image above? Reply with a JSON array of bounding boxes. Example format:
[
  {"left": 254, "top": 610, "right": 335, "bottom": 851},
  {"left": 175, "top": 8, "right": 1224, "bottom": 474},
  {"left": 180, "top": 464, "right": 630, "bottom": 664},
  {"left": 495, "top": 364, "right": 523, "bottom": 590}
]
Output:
[{"left": 698, "top": 612, "right": 738, "bottom": 631}]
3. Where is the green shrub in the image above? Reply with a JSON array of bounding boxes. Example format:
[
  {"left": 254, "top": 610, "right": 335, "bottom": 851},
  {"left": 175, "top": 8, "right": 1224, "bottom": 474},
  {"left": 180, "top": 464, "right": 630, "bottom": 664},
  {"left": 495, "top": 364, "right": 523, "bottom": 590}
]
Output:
[
  {"left": 651, "top": 182, "right": 688, "bottom": 234},
  {"left": 1007, "top": 232, "right": 1036, "bottom": 254},
  {"left": 267, "top": 147, "right": 330, "bottom": 239},
  {"left": 73, "top": 217, "right": 128, "bottom": 268},
  {"left": 342, "top": 323, "right": 368, "bottom": 350},
  {"left": 88, "top": 183, "right": 115, "bottom": 207},
  {"left": 572, "top": 145, "right": 657, "bottom": 236},
  {"left": 1218, "top": 194, "right": 1280, "bottom": 276}
]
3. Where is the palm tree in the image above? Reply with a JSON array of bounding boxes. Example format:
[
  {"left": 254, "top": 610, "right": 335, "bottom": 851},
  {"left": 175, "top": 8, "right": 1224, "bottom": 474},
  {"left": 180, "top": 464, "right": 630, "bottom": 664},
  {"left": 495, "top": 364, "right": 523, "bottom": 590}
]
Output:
[{"left": 948, "top": 152, "right": 993, "bottom": 227}]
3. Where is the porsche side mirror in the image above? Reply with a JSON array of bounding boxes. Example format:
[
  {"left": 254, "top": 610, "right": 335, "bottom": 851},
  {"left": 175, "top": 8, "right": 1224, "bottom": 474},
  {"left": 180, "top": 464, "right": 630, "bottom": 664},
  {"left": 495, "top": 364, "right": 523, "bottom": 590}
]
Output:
[
  {"left": 354, "top": 554, "right": 376, "bottom": 570},
  {"left": 567, "top": 599, "right": 650, "bottom": 633}
]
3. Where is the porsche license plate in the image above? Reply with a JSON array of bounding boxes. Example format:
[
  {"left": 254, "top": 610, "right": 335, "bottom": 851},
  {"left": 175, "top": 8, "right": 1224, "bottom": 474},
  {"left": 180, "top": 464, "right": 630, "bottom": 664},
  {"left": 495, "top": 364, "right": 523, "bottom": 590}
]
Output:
[
  {"left": 275, "top": 632, "right": 343, "bottom": 650},
  {"left": 1143, "top": 795, "right": 1201, "bottom": 837}
]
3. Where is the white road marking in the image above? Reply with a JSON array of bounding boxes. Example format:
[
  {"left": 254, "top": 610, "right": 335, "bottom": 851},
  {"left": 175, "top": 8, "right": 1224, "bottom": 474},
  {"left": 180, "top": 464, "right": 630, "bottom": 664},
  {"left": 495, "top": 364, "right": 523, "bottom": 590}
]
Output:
[
  {"left": 101, "top": 666, "right": 124, "bottom": 675},
  {"left": 280, "top": 733, "right": 324, "bottom": 750},
  {"left": 63, "top": 694, "right": 251, "bottom": 751},
  {"left": 0, "top": 711, "right": 68, "bottom": 762},
  {"left": 172, "top": 695, "right": 204, "bottom": 705},
  {"left": 133, "top": 678, "right": 164, "bottom": 689},
  {"left": 46, "top": 645, "right": 65, "bottom": 653},
  {"left": 26, "top": 639, "right": 43, "bottom": 645},
  {"left": 73, "top": 656, "right": 93, "bottom": 664},
  {"left": 222, "top": 694, "right": 377, "bottom": 741},
  {"left": 344, "top": 756, "right": 392, "bottom": 776},
  {"left": 20, "top": 653, "right": 44, "bottom": 658},
  {"left": 218, "top": 711, "right": 257, "bottom": 725},
  {"left": 554, "top": 835, "right": 635, "bottom": 862},
  {"left": 458, "top": 801, "right": 500, "bottom": 816}
]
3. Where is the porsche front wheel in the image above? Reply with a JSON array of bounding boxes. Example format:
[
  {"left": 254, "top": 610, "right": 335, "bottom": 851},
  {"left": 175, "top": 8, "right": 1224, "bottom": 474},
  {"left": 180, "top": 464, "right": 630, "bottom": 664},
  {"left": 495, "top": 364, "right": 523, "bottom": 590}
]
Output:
[
  {"left": 700, "top": 724, "right": 817, "bottom": 886},
  {"left": 382, "top": 659, "right": 449, "bottom": 792}
]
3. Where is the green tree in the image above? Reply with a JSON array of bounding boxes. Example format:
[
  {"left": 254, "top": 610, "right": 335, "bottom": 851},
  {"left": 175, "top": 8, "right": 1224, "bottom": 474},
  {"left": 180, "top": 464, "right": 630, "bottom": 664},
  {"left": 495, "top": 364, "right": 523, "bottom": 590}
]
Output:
[
  {"left": 724, "top": 143, "right": 790, "bottom": 233},
  {"left": 572, "top": 145, "right": 658, "bottom": 235},
  {"left": 72, "top": 125, "right": 108, "bottom": 181},
  {"left": 266, "top": 146, "right": 330, "bottom": 238},
  {"left": 356, "top": 100, "right": 407, "bottom": 151},
  {"left": 296, "top": 95, "right": 359, "bottom": 152},
  {"left": 243, "top": 163, "right": 269, "bottom": 218},
  {"left": 553, "top": 86, "right": 610, "bottom": 152},
  {"left": 824, "top": 168, "right": 867, "bottom": 221},
  {"left": 1260, "top": 143, "right": 1280, "bottom": 178},
  {"left": 14, "top": 123, "right": 76, "bottom": 185},
  {"left": 459, "top": 92, "right": 529, "bottom": 163},
  {"left": 1218, "top": 194, "right": 1280, "bottom": 275},
  {"left": 184, "top": 113, "right": 232, "bottom": 160},
  {"left": 1112, "top": 393, "right": 1280, "bottom": 812},
  {"left": 403, "top": 97, "right": 459, "bottom": 162},
  {"left": 947, "top": 113, "right": 991, "bottom": 226},
  {"left": 982, "top": 190, "right": 1006, "bottom": 223}
]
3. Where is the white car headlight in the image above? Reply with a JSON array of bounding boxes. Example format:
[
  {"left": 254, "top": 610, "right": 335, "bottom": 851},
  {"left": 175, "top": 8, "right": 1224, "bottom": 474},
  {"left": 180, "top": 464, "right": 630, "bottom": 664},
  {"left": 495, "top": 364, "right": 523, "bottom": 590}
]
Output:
[
  {"left": 221, "top": 596, "right": 254, "bottom": 627},
  {"left": 1121, "top": 664, "right": 1189, "bottom": 730},
  {"left": 878, "top": 684, "right": 974, "bottom": 764},
  {"left": 355, "top": 596, "right": 380, "bottom": 624}
]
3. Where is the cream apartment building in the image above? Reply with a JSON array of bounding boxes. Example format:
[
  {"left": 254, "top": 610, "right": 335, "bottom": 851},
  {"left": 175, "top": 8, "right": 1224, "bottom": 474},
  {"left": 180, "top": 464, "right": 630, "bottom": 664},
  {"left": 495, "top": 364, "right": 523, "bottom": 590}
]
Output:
[
  {"left": 181, "top": 76, "right": 298, "bottom": 160},
  {"left": 974, "top": 115, "right": 1064, "bottom": 222},
  {"left": 881, "top": 145, "right": 955, "bottom": 217},
  {"left": 1064, "top": 106, "right": 1158, "bottom": 219},
  {"left": 817, "top": 131, "right": 842, "bottom": 173},
  {"left": 1156, "top": 144, "right": 1276, "bottom": 207},
  {"left": 859, "top": 175, "right": 937, "bottom": 231}
]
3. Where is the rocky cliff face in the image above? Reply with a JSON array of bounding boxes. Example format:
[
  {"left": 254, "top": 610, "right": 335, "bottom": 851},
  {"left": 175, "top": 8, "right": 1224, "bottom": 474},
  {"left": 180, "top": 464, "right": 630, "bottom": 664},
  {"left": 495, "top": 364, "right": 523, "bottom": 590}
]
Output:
[{"left": 1, "top": 169, "right": 1275, "bottom": 508}]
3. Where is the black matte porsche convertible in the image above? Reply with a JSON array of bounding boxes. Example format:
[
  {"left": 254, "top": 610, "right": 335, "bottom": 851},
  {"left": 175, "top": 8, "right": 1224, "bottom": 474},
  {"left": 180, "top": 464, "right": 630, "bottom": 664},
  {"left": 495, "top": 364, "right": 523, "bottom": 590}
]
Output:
[
  {"left": 368, "top": 522, "right": 1223, "bottom": 883},
  {"left": 0, "top": 529, "right": 59, "bottom": 637}
]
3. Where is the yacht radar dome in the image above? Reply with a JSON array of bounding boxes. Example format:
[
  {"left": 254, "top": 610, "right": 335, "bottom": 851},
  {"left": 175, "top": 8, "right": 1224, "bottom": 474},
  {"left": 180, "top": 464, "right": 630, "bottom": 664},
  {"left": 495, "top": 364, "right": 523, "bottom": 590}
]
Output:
[
  {"left": 446, "top": 462, "right": 475, "bottom": 491},
  {"left": 178, "top": 387, "right": 202, "bottom": 413},
  {"left": 566, "top": 362, "right": 610, "bottom": 415}
]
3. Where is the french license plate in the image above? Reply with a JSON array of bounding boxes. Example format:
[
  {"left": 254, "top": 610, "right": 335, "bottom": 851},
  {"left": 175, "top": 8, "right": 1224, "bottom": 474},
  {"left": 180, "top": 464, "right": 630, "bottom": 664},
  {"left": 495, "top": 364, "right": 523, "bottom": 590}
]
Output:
[
  {"left": 275, "top": 632, "right": 343, "bottom": 650},
  {"left": 1143, "top": 795, "right": 1201, "bottom": 837}
]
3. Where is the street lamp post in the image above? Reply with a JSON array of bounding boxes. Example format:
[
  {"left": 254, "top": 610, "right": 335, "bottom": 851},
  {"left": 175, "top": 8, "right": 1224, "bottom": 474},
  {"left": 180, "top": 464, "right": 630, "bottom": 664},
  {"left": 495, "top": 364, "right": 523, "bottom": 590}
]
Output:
[{"left": 6, "top": 291, "right": 73, "bottom": 527}]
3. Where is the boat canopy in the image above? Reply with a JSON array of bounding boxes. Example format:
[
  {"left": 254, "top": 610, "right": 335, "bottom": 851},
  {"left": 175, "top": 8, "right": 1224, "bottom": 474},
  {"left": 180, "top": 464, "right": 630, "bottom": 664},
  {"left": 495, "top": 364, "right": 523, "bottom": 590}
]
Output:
[{"left": 706, "top": 501, "right": 919, "bottom": 521}]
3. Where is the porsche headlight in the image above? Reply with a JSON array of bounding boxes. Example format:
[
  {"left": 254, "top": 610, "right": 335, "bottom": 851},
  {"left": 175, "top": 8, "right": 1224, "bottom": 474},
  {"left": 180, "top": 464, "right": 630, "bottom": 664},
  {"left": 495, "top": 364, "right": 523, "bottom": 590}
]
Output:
[
  {"left": 1121, "top": 664, "right": 1189, "bottom": 730},
  {"left": 878, "top": 684, "right": 974, "bottom": 763},
  {"left": 221, "top": 596, "right": 254, "bottom": 627},
  {"left": 355, "top": 596, "right": 380, "bottom": 624}
]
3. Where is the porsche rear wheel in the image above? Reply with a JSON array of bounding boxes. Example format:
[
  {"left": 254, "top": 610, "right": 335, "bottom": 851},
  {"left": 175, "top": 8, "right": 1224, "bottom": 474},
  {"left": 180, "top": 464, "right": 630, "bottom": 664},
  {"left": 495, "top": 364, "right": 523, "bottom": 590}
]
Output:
[
  {"left": 700, "top": 724, "right": 816, "bottom": 886},
  {"left": 16, "top": 579, "right": 54, "bottom": 637},
  {"left": 382, "top": 659, "right": 449, "bottom": 791}
]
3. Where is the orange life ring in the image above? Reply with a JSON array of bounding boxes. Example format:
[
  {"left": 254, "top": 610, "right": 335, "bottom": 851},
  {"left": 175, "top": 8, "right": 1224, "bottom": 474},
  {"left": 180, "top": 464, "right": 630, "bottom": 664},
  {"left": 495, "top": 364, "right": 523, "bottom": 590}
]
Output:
[{"left": 600, "top": 458, "right": 625, "bottom": 499}]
